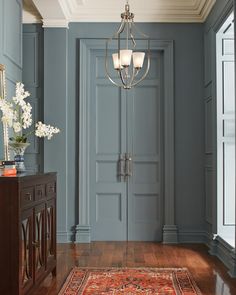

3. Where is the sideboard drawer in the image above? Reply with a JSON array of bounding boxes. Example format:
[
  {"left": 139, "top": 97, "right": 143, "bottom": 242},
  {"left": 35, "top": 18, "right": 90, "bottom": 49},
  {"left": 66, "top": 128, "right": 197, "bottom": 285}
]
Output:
[
  {"left": 46, "top": 182, "right": 56, "bottom": 198},
  {"left": 35, "top": 184, "right": 46, "bottom": 201},
  {"left": 21, "top": 187, "right": 34, "bottom": 207}
]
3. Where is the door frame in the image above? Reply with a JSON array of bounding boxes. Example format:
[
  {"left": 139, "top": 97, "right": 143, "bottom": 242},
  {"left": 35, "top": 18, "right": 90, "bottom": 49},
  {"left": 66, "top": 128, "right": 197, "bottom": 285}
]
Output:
[{"left": 75, "top": 38, "right": 178, "bottom": 243}]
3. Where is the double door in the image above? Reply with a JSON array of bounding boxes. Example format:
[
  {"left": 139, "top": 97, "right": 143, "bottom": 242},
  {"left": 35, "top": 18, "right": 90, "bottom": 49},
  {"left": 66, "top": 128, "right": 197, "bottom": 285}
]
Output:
[{"left": 89, "top": 49, "right": 163, "bottom": 241}]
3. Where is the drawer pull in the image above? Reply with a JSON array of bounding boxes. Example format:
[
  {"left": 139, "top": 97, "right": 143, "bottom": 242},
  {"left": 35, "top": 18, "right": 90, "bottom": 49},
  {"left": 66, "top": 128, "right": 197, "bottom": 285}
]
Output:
[
  {"left": 25, "top": 193, "right": 32, "bottom": 201},
  {"left": 49, "top": 186, "right": 54, "bottom": 193},
  {"left": 37, "top": 190, "right": 42, "bottom": 196}
]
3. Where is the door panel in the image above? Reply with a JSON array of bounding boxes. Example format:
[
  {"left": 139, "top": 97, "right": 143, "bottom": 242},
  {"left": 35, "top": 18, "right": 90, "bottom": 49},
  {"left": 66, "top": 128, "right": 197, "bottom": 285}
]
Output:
[
  {"left": 133, "top": 87, "right": 160, "bottom": 156},
  {"left": 96, "top": 86, "right": 121, "bottom": 155},
  {"left": 90, "top": 49, "right": 162, "bottom": 241}
]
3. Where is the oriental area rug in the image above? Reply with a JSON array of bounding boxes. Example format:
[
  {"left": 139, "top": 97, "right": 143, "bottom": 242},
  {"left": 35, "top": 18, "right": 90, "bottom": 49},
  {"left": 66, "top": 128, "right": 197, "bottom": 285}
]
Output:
[{"left": 59, "top": 267, "right": 202, "bottom": 294}]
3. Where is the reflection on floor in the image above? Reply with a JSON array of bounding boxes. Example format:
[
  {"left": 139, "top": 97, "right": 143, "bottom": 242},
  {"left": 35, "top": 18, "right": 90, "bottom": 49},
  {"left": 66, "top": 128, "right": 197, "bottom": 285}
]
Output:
[
  {"left": 215, "top": 271, "right": 231, "bottom": 295},
  {"left": 32, "top": 242, "right": 236, "bottom": 295}
]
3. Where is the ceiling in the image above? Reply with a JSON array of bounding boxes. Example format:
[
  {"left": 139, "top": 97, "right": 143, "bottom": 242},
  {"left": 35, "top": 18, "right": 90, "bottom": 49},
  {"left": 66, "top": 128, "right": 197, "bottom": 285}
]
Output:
[{"left": 23, "top": 0, "right": 216, "bottom": 27}]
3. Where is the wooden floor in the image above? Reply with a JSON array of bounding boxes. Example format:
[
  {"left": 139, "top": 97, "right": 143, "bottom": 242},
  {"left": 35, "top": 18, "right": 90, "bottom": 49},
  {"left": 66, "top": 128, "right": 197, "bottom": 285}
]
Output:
[{"left": 33, "top": 242, "right": 236, "bottom": 295}]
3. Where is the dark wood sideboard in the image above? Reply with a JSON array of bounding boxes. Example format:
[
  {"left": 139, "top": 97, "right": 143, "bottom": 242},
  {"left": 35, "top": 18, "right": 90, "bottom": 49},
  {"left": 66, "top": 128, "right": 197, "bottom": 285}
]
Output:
[{"left": 0, "top": 172, "right": 57, "bottom": 295}]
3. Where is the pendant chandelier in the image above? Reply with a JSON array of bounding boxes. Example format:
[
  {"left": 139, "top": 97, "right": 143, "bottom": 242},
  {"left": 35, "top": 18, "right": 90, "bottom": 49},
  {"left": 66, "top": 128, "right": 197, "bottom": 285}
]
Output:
[{"left": 105, "top": 1, "right": 150, "bottom": 90}]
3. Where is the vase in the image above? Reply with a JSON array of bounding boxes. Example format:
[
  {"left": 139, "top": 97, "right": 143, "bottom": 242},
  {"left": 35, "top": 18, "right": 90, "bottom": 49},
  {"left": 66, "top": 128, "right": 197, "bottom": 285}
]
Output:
[{"left": 9, "top": 142, "right": 30, "bottom": 173}]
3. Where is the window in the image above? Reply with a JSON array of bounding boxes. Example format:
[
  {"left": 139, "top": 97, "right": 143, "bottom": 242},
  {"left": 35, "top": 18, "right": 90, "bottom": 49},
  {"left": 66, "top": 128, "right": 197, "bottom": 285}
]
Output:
[{"left": 216, "top": 12, "right": 235, "bottom": 247}]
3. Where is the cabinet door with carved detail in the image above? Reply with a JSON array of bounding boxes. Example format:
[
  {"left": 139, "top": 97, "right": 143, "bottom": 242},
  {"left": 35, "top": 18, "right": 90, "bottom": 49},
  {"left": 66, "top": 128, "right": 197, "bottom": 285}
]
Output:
[
  {"left": 21, "top": 208, "right": 34, "bottom": 293},
  {"left": 34, "top": 203, "right": 46, "bottom": 280},
  {"left": 46, "top": 198, "right": 56, "bottom": 270}
]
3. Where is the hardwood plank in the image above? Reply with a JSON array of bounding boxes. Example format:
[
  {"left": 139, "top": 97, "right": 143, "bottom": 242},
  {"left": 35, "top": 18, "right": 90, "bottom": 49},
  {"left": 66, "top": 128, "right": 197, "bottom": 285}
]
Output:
[{"left": 32, "top": 242, "right": 236, "bottom": 295}]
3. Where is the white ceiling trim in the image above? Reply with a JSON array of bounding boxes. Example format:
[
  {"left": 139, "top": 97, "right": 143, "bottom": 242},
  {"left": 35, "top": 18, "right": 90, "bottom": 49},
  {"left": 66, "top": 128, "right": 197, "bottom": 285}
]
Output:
[
  {"left": 42, "top": 19, "right": 69, "bottom": 28},
  {"left": 23, "top": 10, "right": 42, "bottom": 24},
  {"left": 23, "top": 0, "right": 42, "bottom": 23},
  {"left": 23, "top": 0, "right": 216, "bottom": 26}
]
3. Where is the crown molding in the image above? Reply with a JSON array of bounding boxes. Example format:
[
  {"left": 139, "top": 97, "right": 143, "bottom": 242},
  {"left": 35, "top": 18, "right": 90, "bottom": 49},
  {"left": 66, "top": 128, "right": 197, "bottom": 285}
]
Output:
[
  {"left": 198, "top": 0, "right": 216, "bottom": 22},
  {"left": 42, "top": 19, "right": 69, "bottom": 28},
  {"left": 23, "top": 10, "right": 42, "bottom": 24},
  {"left": 23, "top": 0, "right": 216, "bottom": 25},
  {"left": 69, "top": 0, "right": 216, "bottom": 23}
]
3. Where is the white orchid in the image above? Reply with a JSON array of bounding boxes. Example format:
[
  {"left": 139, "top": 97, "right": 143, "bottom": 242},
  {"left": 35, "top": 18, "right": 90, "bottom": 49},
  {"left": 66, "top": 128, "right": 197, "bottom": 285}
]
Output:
[
  {"left": 35, "top": 122, "right": 60, "bottom": 140},
  {"left": 0, "top": 82, "right": 60, "bottom": 143},
  {"left": 13, "top": 122, "right": 22, "bottom": 133},
  {"left": 0, "top": 100, "right": 16, "bottom": 127}
]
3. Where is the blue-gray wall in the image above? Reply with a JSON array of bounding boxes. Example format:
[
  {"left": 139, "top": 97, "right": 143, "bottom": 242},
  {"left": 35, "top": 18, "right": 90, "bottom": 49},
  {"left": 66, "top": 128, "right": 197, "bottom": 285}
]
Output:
[
  {"left": 0, "top": 0, "right": 23, "bottom": 157},
  {"left": 0, "top": 0, "right": 41, "bottom": 168},
  {"left": 28, "top": 22, "right": 204, "bottom": 243},
  {"left": 0, "top": 0, "right": 22, "bottom": 84}
]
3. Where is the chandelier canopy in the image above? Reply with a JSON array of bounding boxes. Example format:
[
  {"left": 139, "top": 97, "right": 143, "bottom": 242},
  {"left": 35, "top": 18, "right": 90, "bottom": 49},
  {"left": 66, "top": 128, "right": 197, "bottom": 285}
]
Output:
[{"left": 105, "top": 1, "right": 150, "bottom": 90}]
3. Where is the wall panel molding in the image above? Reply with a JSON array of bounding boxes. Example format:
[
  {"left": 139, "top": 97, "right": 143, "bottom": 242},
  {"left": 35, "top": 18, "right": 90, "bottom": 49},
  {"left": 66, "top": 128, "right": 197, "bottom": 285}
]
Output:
[
  {"left": 205, "top": 166, "right": 213, "bottom": 224},
  {"left": 205, "top": 97, "right": 214, "bottom": 154},
  {"left": 23, "top": 32, "right": 39, "bottom": 87},
  {"left": 3, "top": 0, "right": 22, "bottom": 69},
  {"left": 22, "top": 25, "right": 44, "bottom": 174}
]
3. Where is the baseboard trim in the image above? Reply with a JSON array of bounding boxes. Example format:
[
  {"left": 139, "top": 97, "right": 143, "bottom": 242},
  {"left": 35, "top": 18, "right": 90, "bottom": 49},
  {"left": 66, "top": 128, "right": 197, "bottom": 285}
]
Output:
[
  {"left": 178, "top": 230, "right": 208, "bottom": 243},
  {"left": 163, "top": 225, "right": 178, "bottom": 243},
  {"left": 75, "top": 224, "right": 91, "bottom": 243},
  {"left": 208, "top": 235, "right": 236, "bottom": 278},
  {"left": 57, "top": 231, "right": 71, "bottom": 243}
]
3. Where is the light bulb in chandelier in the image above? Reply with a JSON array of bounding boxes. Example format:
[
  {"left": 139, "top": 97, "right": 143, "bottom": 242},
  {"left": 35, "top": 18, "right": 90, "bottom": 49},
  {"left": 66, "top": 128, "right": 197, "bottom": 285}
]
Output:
[
  {"left": 112, "top": 53, "right": 123, "bottom": 70},
  {"left": 133, "top": 52, "right": 145, "bottom": 69},
  {"left": 119, "top": 50, "right": 133, "bottom": 67},
  {"left": 105, "top": 1, "right": 150, "bottom": 90}
]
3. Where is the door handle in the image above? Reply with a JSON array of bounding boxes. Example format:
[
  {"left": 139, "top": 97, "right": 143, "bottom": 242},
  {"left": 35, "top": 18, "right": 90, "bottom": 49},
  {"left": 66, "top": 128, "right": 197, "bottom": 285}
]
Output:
[
  {"left": 125, "top": 153, "right": 132, "bottom": 179},
  {"left": 118, "top": 154, "right": 126, "bottom": 181}
]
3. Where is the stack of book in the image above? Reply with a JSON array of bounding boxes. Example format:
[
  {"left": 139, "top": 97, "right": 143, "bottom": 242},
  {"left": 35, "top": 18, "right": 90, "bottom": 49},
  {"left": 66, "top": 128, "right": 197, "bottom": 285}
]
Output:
[{"left": 0, "top": 160, "right": 17, "bottom": 176}]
